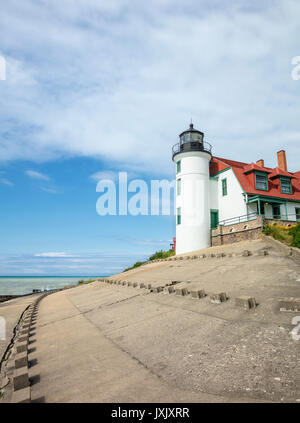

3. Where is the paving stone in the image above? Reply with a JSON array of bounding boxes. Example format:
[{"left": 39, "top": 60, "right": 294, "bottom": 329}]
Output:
[
  {"left": 175, "top": 288, "right": 189, "bottom": 296},
  {"left": 279, "top": 298, "right": 300, "bottom": 312},
  {"left": 15, "top": 352, "right": 28, "bottom": 369},
  {"left": 13, "top": 367, "right": 29, "bottom": 391},
  {"left": 15, "top": 341, "right": 28, "bottom": 354},
  {"left": 235, "top": 296, "right": 257, "bottom": 310},
  {"left": 152, "top": 287, "right": 163, "bottom": 293},
  {"left": 258, "top": 250, "right": 269, "bottom": 256},
  {"left": 165, "top": 286, "right": 175, "bottom": 294},
  {"left": 210, "top": 292, "right": 228, "bottom": 304},
  {"left": 191, "top": 289, "right": 206, "bottom": 299}
]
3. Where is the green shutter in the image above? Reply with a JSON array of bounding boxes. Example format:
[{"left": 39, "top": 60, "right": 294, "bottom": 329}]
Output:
[
  {"left": 177, "top": 178, "right": 181, "bottom": 196},
  {"left": 222, "top": 178, "right": 227, "bottom": 196},
  {"left": 176, "top": 160, "right": 181, "bottom": 174},
  {"left": 177, "top": 207, "right": 181, "bottom": 225}
]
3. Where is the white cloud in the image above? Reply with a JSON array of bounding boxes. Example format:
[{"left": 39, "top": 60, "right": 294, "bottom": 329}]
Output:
[
  {"left": 40, "top": 186, "right": 60, "bottom": 194},
  {"left": 0, "top": 178, "right": 14, "bottom": 186},
  {"left": 34, "top": 252, "right": 77, "bottom": 258},
  {"left": 90, "top": 171, "right": 118, "bottom": 182},
  {"left": 25, "top": 170, "right": 50, "bottom": 181},
  {"left": 0, "top": 0, "right": 300, "bottom": 172}
]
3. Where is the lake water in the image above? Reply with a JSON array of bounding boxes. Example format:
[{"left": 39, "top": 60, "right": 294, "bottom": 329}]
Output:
[{"left": 0, "top": 276, "right": 107, "bottom": 295}]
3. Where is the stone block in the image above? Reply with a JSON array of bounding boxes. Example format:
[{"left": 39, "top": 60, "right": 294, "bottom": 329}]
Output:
[
  {"left": 15, "top": 352, "right": 28, "bottom": 369},
  {"left": 235, "top": 296, "right": 256, "bottom": 310},
  {"left": 242, "top": 250, "right": 252, "bottom": 257},
  {"left": 210, "top": 292, "right": 227, "bottom": 304},
  {"left": 279, "top": 298, "right": 300, "bottom": 312},
  {"left": 191, "top": 289, "right": 206, "bottom": 299},
  {"left": 165, "top": 286, "right": 175, "bottom": 294},
  {"left": 175, "top": 288, "right": 189, "bottom": 296},
  {"left": 11, "top": 387, "right": 31, "bottom": 403},
  {"left": 132, "top": 282, "right": 138, "bottom": 288},
  {"left": 18, "top": 335, "right": 29, "bottom": 343},
  {"left": 152, "top": 286, "right": 163, "bottom": 293},
  {"left": 140, "top": 283, "right": 146, "bottom": 288},
  {"left": 127, "top": 282, "right": 132, "bottom": 286},
  {"left": 147, "top": 284, "right": 152, "bottom": 289},
  {"left": 122, "top": 281, "right": 126, "bottom": 286},
  {"left": 20, "top": 329, "right": 29, "bottom": 337},
  {"left": 21, "top": 323, "right": 31, "bottom": 330},
  {"left": 13, "top": 368, "right": 29, "bottom": 391},
  {"left": 258, "top": 250, "right": 269, "bottom": 256},
  {"left": 15, "top": 341, "right": 28, "bottom": 354}
]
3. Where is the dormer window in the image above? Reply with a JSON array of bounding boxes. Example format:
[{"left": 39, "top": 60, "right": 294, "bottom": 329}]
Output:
[
  {"left": 280, "top": 177, "right": 292, "bottom": 194},
  {"left": 255, "top": 172, "right": 268, "bottom": 191}
]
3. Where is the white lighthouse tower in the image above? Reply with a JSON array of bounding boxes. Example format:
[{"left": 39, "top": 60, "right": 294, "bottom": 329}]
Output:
[{"left": 172, "top": 123, "right": 212, "bottom": 255}]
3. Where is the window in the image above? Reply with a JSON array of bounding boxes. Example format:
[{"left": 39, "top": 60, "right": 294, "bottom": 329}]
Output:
[
  {"left": 177, "top": 207, "right": 181, "bottom": 225},
  {"left": 280, "top": 177, "right": 292, "bottom": 194},
  {"left": 296, "top": 208, "right": 300, "bottom": 221},
  {"left": 222, "top": 178, "right": 227, "bottom": 196},
  {"left": 272, "top": 205, "right": 281, "bottom": 219},
  {"left": 177, "top": 178, "right": 181, "bottom": 196},
  {"left": 176, "top": 160, "right": 181, "bottom": 174},
  {"left": 255, "top": 172, "right": 268, "bottom": 191}
]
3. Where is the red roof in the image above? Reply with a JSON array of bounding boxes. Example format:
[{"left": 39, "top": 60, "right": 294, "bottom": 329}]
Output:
[
  {"left": 243, "top": 163, "right": 272, "bottom": 174},
  {"left": 210, "top": 157, "right": 300, "bottom": 201},
  {"left": 269, "top": 167, "right": 295, "bottom": 179}
]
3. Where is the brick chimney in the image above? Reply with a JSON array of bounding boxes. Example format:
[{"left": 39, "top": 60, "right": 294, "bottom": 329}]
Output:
[
  {"left": 256, "top": 159, "right": 264, "bottom": 167},
  {"left": 277, "top": 150, "right": 287, "bottom": 171}
]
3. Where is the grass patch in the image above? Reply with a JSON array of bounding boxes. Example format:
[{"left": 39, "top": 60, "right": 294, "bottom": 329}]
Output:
[
  {"left": 77, "top": 279, "right": 96, "bottom": 285},
  {"left": 123, "top": 249, "right": 175, "bottom": 272},
  {"left": 263, "top": 222, "right": 300, "bottom": 247}
]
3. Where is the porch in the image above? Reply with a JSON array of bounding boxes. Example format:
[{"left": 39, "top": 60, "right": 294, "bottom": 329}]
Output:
[{"left": 247, "top": 195, "right": 299, "bottom": 222}]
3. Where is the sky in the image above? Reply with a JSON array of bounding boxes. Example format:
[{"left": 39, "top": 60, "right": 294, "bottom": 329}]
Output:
[{"left": 0, "top": 0, "right": 300, "bottom": 275}]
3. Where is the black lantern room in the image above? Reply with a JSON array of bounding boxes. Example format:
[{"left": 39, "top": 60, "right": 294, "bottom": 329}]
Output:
[{"left": 172, "top": 123, "right": 212, "bottom": 159}]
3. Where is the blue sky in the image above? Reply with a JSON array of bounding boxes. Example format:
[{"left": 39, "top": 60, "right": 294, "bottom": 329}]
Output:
[{"left": 0, "top": 0, "right": 300, "bottom": 275}]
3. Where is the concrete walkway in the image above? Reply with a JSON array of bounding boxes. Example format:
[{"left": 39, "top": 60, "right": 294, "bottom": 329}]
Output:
[
  {"left": 2, "top": 237, "right": 299, "bottom": 403},
  {"left": 29, "top": 290, "right": 235, "bottom": 403}
]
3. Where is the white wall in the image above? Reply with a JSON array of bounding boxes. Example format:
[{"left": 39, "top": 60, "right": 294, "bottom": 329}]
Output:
[
  {"left": 217, "top": 168, "right": 247, "bottom": 223},
  {"left": 209, "top": 178, "right": 219, "bottom": 210},
  {"left": 286, "top": 201, "right": 300, "bottom": 221},
  {"left": 174, "top": 151, "right": 211, "bottom": 254}
]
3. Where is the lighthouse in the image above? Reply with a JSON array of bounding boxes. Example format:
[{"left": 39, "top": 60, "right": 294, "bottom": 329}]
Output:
[{"left": 172, "top": 123, "right": 212, "bottom": 255}]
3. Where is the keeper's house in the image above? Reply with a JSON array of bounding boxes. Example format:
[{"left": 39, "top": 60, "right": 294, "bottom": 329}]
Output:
[{"left": 172, "top": 123, "right": 300, "bottom": 254}]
